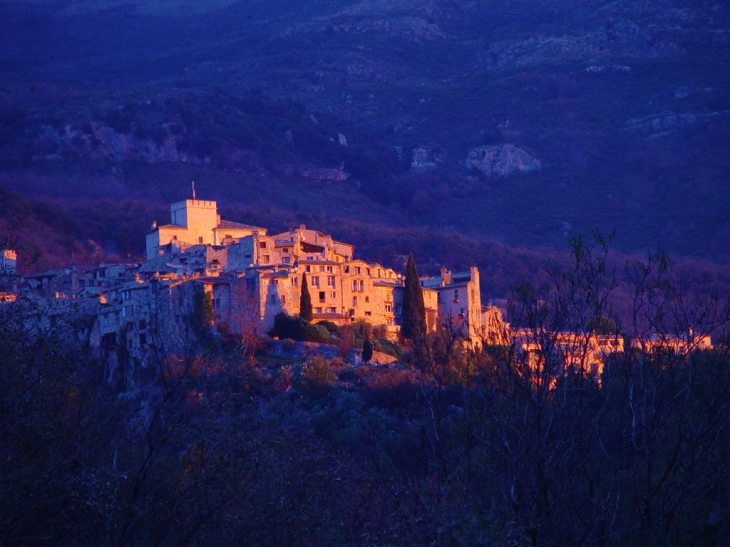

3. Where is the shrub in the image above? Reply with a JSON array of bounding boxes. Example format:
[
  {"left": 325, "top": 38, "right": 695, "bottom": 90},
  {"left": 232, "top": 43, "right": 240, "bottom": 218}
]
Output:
[
  {"left": 374, "top": 338, "right": 403, "bottom": 358},
  {"left": 299, "top": 355, "right": 337, "bottom": 395},
  {"left": 303, "top": 323, "right": 331, "bottom": 344},
  {"left": 269, "top": 312, "right": 308, "bottom": 340},
  {"left": 316, "top": 320, "right": 340, "bottom": 335}
]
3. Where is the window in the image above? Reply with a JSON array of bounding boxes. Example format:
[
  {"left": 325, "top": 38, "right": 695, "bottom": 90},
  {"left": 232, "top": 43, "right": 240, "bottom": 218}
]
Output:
[
  {"left": 365, "top": 296, "right": 370, "bottom": 303},
  {"left": 366, "top": 268, "right": 371, "bottom": 276},
  {"left": 344, "top": 266, "right": 350, "bottom": 273},
  {"left": 306, "top": 265, "right": 311, "bottom": 272},
  {"left": 330, "top": 292, "right": 336, "bottom": 299},
  {"left": 259, "top": 242, "right": 267, "bottom": 249},
  {"left": 319, "top": 291, "right": 326, "bottom": 302},
  {"left": 213, "top": 298, "right": 221, "bottom": 309},
  {"left": 316, "top": 307, "right": 323, "bottom": 314},
  {"left": 312, "top": 276, "right": 320, "bottom": 288},
  {"left": 282, "top": 256, "right": 291, "bottom": 263},
  {"left": 263, "top": 255, "right": 270, "bottom": 264},
  {"left": 354, "top": 267, "right": 361, "bottom": 274},
  {"left": 454, "top": 289, "right": 459, "bottom": 302},
  {"left": 283, "top": 247, "right": 290, "bottom": 253},
  {"left": 273, "top": 279, "right": 279, "bottom": 286},
  {"left": 328, "top": 307, "right": 336, "bottom": 314},
  {"left": 386, "top": 318, "right": 393, "bottom": 326},
  {"left": 307, "top": 256, "right": 313, "bottom": 261},
  {"left": 280, "top": 295, "right": 286, "bottom": 305},
  {"left": 199, "top": 237, "right": 203, "bottom": 244},
  {"left": 352, "top": 296, "right": 357, "bottom": 306},
  {"left": 269, "top": 294, "right": 277, "bottom": 305},
  {"left": 292, "top": 277, "right": 299, "bottom": 287},
  {"left": 385, "top": 303, "right": 392, "bottom": 312},
  {"left": 351, "top": 279, "right": 364, "bottom": 292},
  {"left": 326, "top": 266, "right": 333, "bottom": 273},
  {"left": 327, "top": 276, "right": 336, "bottom": 287},
  {"left": 365, "top": 311, "right": 372, "bottom": 317}
]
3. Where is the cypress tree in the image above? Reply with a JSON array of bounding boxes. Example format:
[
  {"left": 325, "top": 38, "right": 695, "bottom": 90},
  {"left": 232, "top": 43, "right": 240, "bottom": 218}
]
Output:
[
  {"left": 299, "top": 272, "right": 313, "bottom": 321},
  {"left": 401, "top": 252, "right": 426, "bottom": 339},
  {"left": 362, "top": 337, "right": 373, "bottom": 363}
]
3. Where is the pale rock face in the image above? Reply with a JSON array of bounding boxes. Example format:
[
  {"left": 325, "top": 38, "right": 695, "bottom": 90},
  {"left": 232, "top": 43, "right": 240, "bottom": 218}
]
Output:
[
  {"left": 410, "top": 146, "right": 443, "bottom": 171},
  {"left": 465, "top": 144, "right": 541, "bottom": 178}
]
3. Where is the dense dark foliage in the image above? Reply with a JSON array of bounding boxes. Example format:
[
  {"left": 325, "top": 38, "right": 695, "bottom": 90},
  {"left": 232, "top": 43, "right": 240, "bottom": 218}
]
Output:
[
  {"left": 401, "top": 252, "right": 426, "bottom": 339},
  {"left": 2, "top": 239, "right": 729, "bottom": 546}
]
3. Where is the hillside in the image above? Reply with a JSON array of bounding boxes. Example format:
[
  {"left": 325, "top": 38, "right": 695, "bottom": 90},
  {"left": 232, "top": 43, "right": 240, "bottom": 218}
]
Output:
[{"left": 1, "top": 0, "right": 729, "bottom": 261}]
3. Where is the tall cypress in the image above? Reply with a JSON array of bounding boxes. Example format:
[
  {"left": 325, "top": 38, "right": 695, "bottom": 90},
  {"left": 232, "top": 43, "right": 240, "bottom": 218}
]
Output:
[
  {"left": 401, "top": 252, "right": 426, "bottom": 339},
  {"left": 299, "top": 272, "right": 313, "bottom": 321}
]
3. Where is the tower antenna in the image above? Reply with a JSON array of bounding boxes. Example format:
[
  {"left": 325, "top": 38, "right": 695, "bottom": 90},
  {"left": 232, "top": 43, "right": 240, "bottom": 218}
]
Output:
[{"left": 192, "top": 181, "right": 196, "bottom": 201}]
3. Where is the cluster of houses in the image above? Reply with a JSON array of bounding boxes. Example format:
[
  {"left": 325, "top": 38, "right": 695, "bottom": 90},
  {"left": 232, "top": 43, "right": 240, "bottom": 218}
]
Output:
[{"left": 0, "top": 193, "right": 714, "bottom": 387}]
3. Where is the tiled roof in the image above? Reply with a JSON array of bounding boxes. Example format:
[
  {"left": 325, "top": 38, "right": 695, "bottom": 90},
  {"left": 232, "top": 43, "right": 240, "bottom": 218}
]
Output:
[{"left": 216, "top": 220, "right": 263, "bottom": 230}]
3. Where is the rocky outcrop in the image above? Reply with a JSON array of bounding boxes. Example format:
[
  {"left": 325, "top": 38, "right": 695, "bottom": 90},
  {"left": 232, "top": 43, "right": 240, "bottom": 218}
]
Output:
[
  {"left": 465, "top": 144, "right": 541, "bottom": 178},
  {"left": 27, "top": 122, "right": 205, "bottom": 165},
  {"left": 410, "top": 146, "right": 444, "bottom": 172}
]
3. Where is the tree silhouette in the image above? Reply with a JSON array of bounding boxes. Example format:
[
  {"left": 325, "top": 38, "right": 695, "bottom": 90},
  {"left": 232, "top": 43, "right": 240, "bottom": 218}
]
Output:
[
  {"left": 401, "top": 253, "right": 426, "bottom": 340},
  {"left": 362, "top": 337, "right": 373, "bottom": 363},
  {"left": 299, "top": 273, "right": 313, "bottom": 321}
]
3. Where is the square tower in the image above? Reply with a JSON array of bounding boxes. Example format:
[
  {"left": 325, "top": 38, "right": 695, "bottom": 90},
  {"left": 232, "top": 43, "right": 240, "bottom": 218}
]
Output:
[{"left": 170, "top": 199, "right": 219, "bottom": 245}]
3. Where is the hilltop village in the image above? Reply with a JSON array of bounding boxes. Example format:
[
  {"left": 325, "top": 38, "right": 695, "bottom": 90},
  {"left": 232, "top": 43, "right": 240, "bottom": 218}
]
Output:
[{"left": 0, "top": 193, "right": 713, "bottom": 386}]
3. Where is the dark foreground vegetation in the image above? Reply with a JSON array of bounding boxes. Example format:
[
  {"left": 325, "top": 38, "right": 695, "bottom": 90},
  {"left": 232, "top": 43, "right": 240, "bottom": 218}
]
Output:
[{"left": 2, "top": 237, "right": 730, "bottom": 546}]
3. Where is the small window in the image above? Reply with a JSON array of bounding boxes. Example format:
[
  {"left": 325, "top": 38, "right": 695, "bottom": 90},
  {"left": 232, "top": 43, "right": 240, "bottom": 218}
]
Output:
[
  {"left": 354, "top": 267, "right": 361, "bottom": 274},
  {"left": 283, "top": 247, "right": 290, "bottom": 253},
  {"left": 344, "top": 266, "right": 350, "bottom": 273},
  {"left": 292, "top": 277, "right": 299, "bottom": 287},
  {"left": 319, "top": 291, "right": 326, "bottom": 302},
  {"left": 385, "top": 303, "right": 392, "bottom": 312},
  {"left": 365, "top": 296, "right": 370, "bottom": 303},
  {"left": 282, "top": 256, "right": 291, "bottom": 263},
  {"left": 259, "top": 242, "right": 267, "bottom": 249},
  {"left": 352, "top": 296, "right": 357, "bottom": 306},
  {"left": 454, "top": 290, "right": 459, "bottom": 302},
  {"left": 319, "top": 266, "right": 325, "bottom": 272},
  {"left": 328, "top": 307, "right": 336, "bottom": 314},
  {"left": 263, "top": 255, "right": 270, "bottom": 264},
  {"left": 365, "top": 311, "right": 372, "bottom": 317},
  {"left": 312, "top": 276, "right": 320, "bottom": 288},
  {"left": 199, "top": 237, "right": 203, "bottom": 244},
  {"left": 330, "top": 292, "right": 336, "bottom": 299},
  {"left": 306, "top": 265, "right": 311, "bottom": 273},
  {"left": 280, "top": 295, "right": 286, "bottom": 305},
  {"left": 326, "top": 266, "right": 333, "bottom": 273},
  {"left": 316, "top": 307, "right": 323, "bottom": 314},
  {"left": 269, "top": 294, "right": 277, "bottom": 304}
]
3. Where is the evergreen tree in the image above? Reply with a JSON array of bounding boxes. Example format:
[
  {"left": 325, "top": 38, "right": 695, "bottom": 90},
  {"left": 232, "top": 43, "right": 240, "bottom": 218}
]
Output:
[
  {"left": 299, "top": 273, "right": 313, "bottom": 321},
  {"left": 362, "top": 337, "right": 373, "bottom": 363},
  {"left": 401, "top": 252, "right": 426, "bottom": 339}
]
